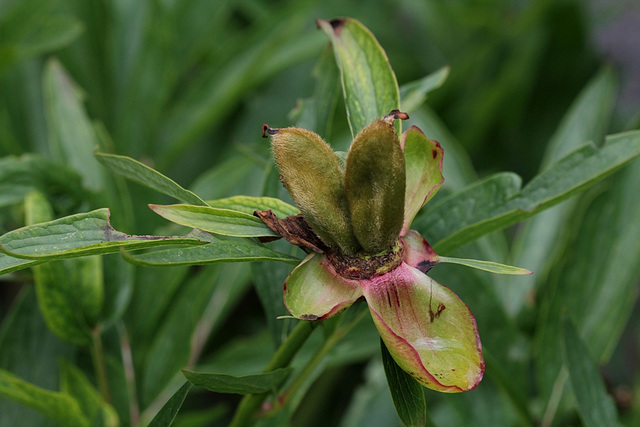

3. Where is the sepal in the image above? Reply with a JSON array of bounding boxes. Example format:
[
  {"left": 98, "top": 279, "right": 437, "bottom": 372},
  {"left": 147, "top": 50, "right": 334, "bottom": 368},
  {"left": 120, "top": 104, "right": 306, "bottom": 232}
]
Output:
[
  {"left": 400, "top": 126, "right": 444, "bottom": 235},
  {"left": 283, "top": 253, "right": 362, "bottom": 320},
  {"left": 361, "top": 263, "right": 484, "bottom": 392}
]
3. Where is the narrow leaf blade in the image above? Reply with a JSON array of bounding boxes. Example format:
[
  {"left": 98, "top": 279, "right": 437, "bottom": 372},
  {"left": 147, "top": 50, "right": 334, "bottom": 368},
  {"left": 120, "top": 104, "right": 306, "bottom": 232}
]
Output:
[
  {"left": 0, "top": 209, "right": 208, "bottom": 274},
  {"left": 122, "top": 240, "right": 300, "bottom": 267},
  {"left": 381, "top": 340, "right": 427, "bottom": 427},
  {"left": 0, "top": 369, "right": 88, "bottom": 427},
  {"left": 95, "top": 152, "right": 208, "bottom": 206},
  {"left": 438, "top": 256, "right": 532, "bottom": 275},
  {"left": 400, "top": 66, "right": 450, "bottom": 113},
  {"left": 562, "top": 318, "right": 620, "bottom": 427},
  {"left": 149, "top": 204, "right": 277, "bottom": 237},
  {"left": 147, "top": 382, "right": 192, "bottom": 427},
  {"left": 182, "top": 368, "right": 293, "bottom": 395},
  {"left": 318, "top": 18, "right": 400, "bottom": 136},
  {"left": 419, "top": 131, "right": 640, "bottom": 253}
]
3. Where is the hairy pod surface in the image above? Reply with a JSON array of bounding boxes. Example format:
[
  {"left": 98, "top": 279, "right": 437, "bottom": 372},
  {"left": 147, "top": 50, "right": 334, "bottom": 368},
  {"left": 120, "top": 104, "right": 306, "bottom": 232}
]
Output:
[
  {"left": 345, "top": 118, "right": 406, "bottom": 254},
  {"left": 267, "top": 127, "right": 361, "bottom": 255}
]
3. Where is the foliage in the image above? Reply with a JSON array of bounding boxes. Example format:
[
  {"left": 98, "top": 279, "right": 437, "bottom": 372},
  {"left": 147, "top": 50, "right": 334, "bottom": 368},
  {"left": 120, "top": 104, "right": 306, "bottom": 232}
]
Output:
[{"left": 1, "top": 1, "right": 639, "bottom": 426}]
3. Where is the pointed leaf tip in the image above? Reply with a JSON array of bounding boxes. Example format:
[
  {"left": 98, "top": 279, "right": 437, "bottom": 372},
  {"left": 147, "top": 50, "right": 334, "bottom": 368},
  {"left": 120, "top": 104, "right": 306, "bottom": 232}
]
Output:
[{"left": 438, "top": 256, "right": 532, "bottom": 275}]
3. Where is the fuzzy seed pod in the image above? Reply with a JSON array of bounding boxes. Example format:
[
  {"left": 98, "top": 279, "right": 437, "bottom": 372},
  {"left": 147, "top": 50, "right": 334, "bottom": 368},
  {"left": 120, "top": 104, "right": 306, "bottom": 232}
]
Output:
[
  {"left": 345, "top": 113, "right": 406, "bottom": 254},
  {"left": 264, "top": 126, "right": 362, "bottom": 255}
]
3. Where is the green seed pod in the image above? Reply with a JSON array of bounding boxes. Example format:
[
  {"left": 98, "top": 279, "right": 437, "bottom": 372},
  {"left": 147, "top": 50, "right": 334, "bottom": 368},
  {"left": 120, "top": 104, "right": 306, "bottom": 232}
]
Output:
[
  {"left": 264, "top": 125, "right": 361, "bottom": 255},
  {"left": 345, "top": 112, "right": 406, "bottom": 254}
]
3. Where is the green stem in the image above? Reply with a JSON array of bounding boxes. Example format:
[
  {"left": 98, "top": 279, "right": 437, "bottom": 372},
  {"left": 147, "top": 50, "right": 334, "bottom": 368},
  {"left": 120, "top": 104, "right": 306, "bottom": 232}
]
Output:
[
  {"left": 229, "top": 320, "right": 317, "bottom": 427},
  {"left": 277, "top": 309, "right": 367, "bottom": 409},
  {"left": 91, "top": 326, "right": 111, "bottom": 404}
]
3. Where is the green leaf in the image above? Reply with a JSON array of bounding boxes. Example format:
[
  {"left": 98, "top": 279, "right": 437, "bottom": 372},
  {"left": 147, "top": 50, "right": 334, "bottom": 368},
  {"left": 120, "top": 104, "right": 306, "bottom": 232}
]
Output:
[
  {"left": 503, "top": 67, "right": 618, "bottom": 314},
  {"left": 0, "top": 208, "right": 209, "bottom": 275},
  {"left": 318, "top": 18, "right": 400, "bottom": 137},
  {"left": 139, "top": 264, "right": 252, "bottom": 407},
  {"left": 59, "top": 360, "right": 118, "bottom": 427},
  {"left": 400, "top": 66, "right": 450, "bottom": 113},
  {"left": 380, "top": 340, "right": 427, "bottom": 427},
  {"left": 43, "top": 59, "right": 106, "bottom": 193},
  {"left": 419, "top": 131, "right": 640, "bottom": 253},
  {"left": 25, "top": 192, "right": 102, "bottom": 345},
  {"left": 438, "top": 256, "right": 532, "bottom": 275},
  {"left": 0, "top": 369, "right": 88, "bottom": 427},
  {"left": 149, "top": 204, "right": 278, "bottom": 238},
  {"left": 536, "top": 158, "right": 640, "bottom": 403},
  {"left": 290, "top": 45, "right": 342, "bottom": 138},
  {"left": 182, "top": 367, "right": 293, "bottom": 395},
  {"left": 95, "top": 152, "right": 208, "bottom": 206},
  {"left": 206, "top": 196, "right": 299, "bottom": 218},
  {"left": 0, "top": 288, "right": 75, "bottom": 425},
  {"left": 0, "top": 154, "right": 84, "bottom": 208},
  {"left": 148, "top": 382, "right": 192, "bottom": 427},
  {"left": 122, "top": 240, "right": 300, "bottom": 267},
  {"left": 562, "top": 318, "right": 620, "bottom": 427},
  {"left": 0, "top": 4, "right": 82, "bottom": 74},
  {"left": 156, "top": 11, "right": 324, "bottom": 168}
]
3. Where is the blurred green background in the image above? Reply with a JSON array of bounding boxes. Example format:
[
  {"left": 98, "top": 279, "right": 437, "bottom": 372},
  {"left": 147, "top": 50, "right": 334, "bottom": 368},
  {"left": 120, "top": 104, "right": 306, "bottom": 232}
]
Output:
[{"left": 1, "top": 0, "right": 639, "bottom": 426}]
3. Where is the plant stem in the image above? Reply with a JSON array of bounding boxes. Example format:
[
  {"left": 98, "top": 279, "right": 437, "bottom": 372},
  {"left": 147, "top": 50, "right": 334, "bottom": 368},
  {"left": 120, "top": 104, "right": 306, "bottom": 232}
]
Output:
[
  {"left": 91, "top": 326, "right": 112, "bottom": 405},
  {"left": 277, "top": 309, "right": 367, "bottom": 409},
  {"left": 229, "top": 320, "right": 317, "bottom": 427}
]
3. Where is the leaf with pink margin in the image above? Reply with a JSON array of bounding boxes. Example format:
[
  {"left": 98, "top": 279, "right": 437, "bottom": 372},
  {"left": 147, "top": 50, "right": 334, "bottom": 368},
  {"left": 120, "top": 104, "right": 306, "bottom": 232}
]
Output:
[
  {"left": 401, "top": 229, "right": 440, "bottom": 273},
  {"left": 401, "top": 126, "right": 444, "bottom": 235},
  {"left": 361, "top": 263, "right": 484, "bottom": 392},
  {"left": 283, "top": 253, "right": 362, "bottom": 321}
]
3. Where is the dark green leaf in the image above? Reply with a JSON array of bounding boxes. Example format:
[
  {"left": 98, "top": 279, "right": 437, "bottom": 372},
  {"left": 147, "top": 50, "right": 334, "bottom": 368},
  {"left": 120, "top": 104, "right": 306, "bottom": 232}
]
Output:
[
  {"left": 140, "top": 264, "right": 252, "bottom": 406},
  {"left": 0, "top": 369, "right": 88, "bottom": 427},
  {"left": 182, "top": 367, "right": 293, "bottom": 395},
  {"left": 380, "top": 340, "right": 427, "bottom": 427},
  {"left": 206, "top": 196, "right": 299, "bottom": 218},
  {"left": 504, "top": 67, "right": 618, "bottom": 314},
  {"left": 290, "top": 45, "right": 342, "bottom": 139},
  {"left": 43, "top": 59, "right": 107, "bottom": 193},
  {"left": 148, "top": 382, "right": 193, "bottom": 427},
  {"left": 156, "top": 10, "right": 324, "bottom": 168},
  {"left": 24, "top": 192, "right": 102, "bottom": 344},
  {"left": 318, "top": 18, "right": 400, "bottom": 137},
  {"left": 0, "top": 154, "right": 84, "bottom": 208},
  {"left": 0, "top": 288, "right": 75, "bottom": 426},
  {"left": 95, "top": 152, "right": 208, "bottom": 206},
  {"left": 400, "top": 66, "right": 450, "bottom": 113},
  {"left": 562, "top": 318, "right": 619, "bottom": 427},
  {"left": 0, "top": 7, "right": 82, "bottom": 74},
  {"left": 0, "top": 209, "right": 210, "bottom": 275},
  {"left": 122, "top": 240, "right": 300, "bottom": 267},
  {"left": 59, "top": 360, "right": 118, "bottom": 426},
  {"left": 419, "top": 131, "right": 640, "bottom": 253}
]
